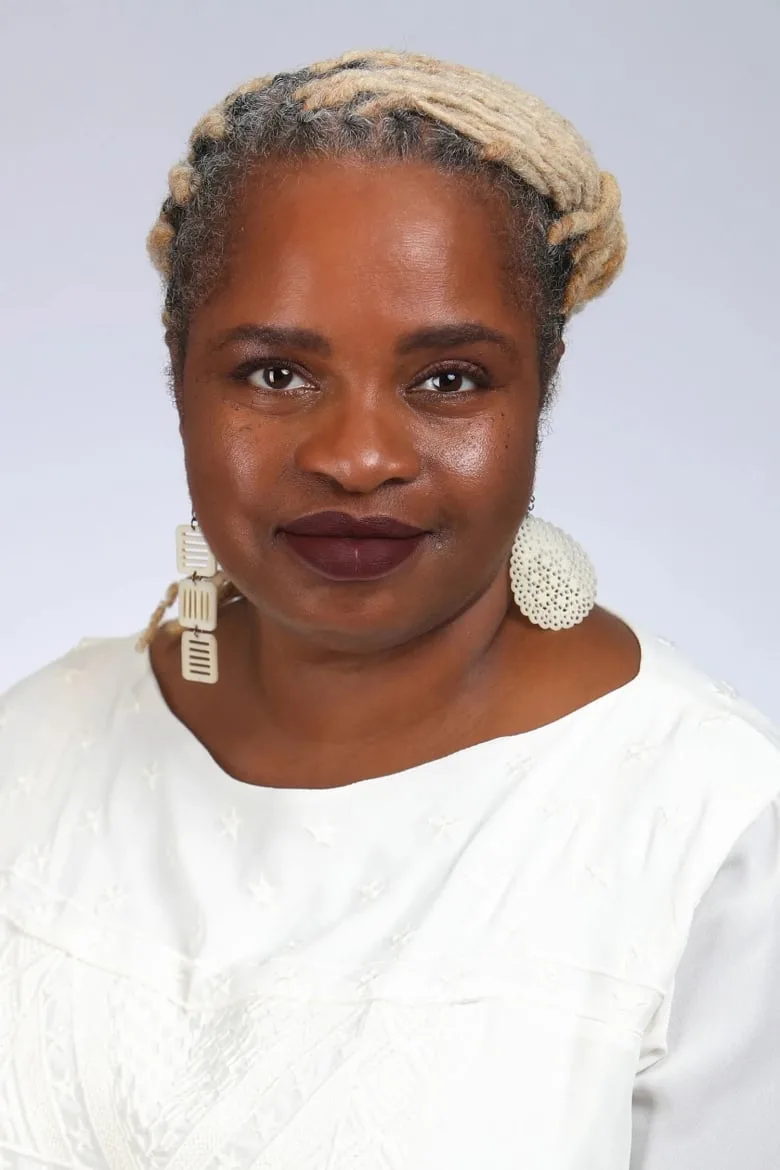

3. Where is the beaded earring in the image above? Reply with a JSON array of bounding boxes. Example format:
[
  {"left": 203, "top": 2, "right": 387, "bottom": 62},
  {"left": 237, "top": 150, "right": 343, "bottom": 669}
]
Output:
[{"left": 509, "top": 500, "right": 597, "bottom": 630}]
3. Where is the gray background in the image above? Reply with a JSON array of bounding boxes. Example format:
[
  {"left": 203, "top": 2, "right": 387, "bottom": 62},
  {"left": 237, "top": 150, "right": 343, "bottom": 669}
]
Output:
[{"left": 1, "top": 0, "right": 778, "bottom": 717}]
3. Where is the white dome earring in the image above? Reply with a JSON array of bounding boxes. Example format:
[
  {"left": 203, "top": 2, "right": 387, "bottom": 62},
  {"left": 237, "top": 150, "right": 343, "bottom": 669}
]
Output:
[{"left": 509, "top": 501, "right": 597, "bottom": 630}]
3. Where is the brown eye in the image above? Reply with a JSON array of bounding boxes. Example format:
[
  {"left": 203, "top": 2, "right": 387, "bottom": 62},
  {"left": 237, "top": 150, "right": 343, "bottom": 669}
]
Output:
[
  {"left": 419, "top": 369, "right": 483, "bottom": 394},
  {"left": 248, "top": 365, "right": 308, "bottom": 391}
]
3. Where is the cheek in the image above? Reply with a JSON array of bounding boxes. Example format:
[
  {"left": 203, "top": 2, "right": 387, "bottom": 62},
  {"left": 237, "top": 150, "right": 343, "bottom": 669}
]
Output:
[
  {"left": 183, "top": 403, "right": 282, "bottom": 504},
  {"left": 182, "top": 410, "right": 284, "bottom": 581},
  {"left": 430, "top": 413, "right": 535, "bottom": 520}
]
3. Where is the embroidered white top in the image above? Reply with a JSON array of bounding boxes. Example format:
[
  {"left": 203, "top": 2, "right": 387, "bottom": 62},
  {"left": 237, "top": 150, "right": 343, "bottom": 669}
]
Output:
[{"left": 1, "top": 629, "right": 779, "bottom": 1170}]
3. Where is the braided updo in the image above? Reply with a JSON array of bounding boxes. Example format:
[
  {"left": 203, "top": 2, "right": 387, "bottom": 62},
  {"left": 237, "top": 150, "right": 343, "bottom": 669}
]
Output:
[
  {"left": 138, "top": 49, "right": 626, "bottom": 651},
  {"left": 149, "top": 50, "right": 625, "bottom": 381}
]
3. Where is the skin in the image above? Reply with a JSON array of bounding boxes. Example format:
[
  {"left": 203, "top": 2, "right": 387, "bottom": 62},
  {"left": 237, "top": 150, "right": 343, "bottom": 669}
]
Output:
[{"left": 151, "top": 157, "right": 640, "bottom": 789}]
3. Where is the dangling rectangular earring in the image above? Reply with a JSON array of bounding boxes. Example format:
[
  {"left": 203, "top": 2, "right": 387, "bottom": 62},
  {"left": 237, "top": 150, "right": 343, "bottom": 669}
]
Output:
[{"left": 175, "top": 517, "right": 219, "bottom": 684}]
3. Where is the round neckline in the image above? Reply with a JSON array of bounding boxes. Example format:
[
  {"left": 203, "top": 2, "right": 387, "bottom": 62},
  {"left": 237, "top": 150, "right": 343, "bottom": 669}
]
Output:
[{"left": 135, "top": 616, "right": 655, "bottom": 800}]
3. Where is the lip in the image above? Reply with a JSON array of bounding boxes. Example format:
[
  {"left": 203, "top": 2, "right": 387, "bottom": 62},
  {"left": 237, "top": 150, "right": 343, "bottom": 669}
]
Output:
[
  {"left": 281, "top": 512, "right": 426, "bottom": 539},
  {"left": 278, "top": 512, "right": 429, "bottom": 581}
]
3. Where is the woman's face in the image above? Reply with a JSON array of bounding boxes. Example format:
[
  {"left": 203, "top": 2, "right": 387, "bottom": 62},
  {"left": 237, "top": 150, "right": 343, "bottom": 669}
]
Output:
[{"left": 177, "top": 157, "right": 546, "bottom": 651}]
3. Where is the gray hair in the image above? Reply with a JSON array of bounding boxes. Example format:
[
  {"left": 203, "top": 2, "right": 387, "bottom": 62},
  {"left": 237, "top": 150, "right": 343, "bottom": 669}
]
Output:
[{"left": 147, "top": 50, "right": 626, "bottom": 394}]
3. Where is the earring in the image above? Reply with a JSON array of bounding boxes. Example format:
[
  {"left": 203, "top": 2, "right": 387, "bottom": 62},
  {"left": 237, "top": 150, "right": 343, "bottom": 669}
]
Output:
[
  {"left": 509, "top": 507, "right": 597, "bottom": 630},
  {"left": 175, "top": 515, "right": 219, "bottom": 683}
]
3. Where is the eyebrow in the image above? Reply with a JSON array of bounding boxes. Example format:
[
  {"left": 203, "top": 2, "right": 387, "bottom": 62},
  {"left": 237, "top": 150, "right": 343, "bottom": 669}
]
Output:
[
  {"left": 395, "top": 322, "right": 520, "bottom": 359},
  {"left": 213, "top": 321, "right": 520, "bottom": 359},
  {"left": 214, "top": 324, "right": 332, "bottom": 355}
]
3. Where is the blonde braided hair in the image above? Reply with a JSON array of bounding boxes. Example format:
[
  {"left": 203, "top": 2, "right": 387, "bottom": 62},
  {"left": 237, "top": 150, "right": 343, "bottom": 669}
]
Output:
[{"left": 138, "top": 48, "right": 626, "bottom": 652}]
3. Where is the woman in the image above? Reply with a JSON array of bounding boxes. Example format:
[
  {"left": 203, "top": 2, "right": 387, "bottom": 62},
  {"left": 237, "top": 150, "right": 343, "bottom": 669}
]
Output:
[{"left": 1, "top": 48, "right": 778, "bottom": 1170}]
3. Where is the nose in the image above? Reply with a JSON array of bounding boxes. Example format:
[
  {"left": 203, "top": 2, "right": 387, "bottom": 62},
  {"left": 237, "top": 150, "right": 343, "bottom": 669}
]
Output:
[{"left": 294, "top": 390, "right": 421, "bottom": 494}]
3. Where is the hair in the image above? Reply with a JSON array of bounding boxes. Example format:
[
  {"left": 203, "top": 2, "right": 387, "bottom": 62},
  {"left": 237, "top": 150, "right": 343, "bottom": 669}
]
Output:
[{"left": 137, "top": 48, "right": 627, "bottom": 652}]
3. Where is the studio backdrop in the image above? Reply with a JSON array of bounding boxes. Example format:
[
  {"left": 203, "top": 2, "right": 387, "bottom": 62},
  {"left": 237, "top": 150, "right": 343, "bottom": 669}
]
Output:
[{"left": 1, "top": 0, "right": 778, "bottom": 716}]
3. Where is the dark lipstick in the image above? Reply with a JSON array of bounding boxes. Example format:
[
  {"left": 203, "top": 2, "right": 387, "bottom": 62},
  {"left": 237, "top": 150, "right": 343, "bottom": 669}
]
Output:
[{"left": 279, "top": 511, "right": 428, "bottom": 580}]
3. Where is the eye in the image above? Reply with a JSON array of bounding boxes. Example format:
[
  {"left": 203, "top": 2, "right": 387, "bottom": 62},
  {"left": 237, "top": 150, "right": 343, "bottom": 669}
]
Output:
[
  {"left": 247, "top": 364, "right": 310, "bottom": 392},
  {"left": 416, "top": 367, "right": 487, "bottom": 394}
]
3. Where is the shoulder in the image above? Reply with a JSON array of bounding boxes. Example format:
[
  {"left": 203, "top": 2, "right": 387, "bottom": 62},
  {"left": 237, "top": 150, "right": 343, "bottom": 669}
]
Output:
[
  {"left": 616, "top": 627, "right": 780, "bottom": 863},
  {"left": 567, "top": 612, "right": 780, "bottom": 799},
  {"left": 1, "top": 633, "right": 144, "bottom": 711},
  {"left": 0, "top": 634, "right": 146, "bottom": 775},
  {"left": 638, "top": 628, "right": 780, "bottom": 767}
]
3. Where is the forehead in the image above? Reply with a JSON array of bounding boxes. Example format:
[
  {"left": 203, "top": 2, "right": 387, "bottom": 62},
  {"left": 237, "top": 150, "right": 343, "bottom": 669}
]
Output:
[{"left": 205, "top": 157, "right": 528, "bottom": 332}]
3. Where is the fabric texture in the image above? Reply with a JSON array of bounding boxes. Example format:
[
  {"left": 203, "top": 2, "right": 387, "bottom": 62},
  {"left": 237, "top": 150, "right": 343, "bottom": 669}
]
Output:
[
  {"left": 631, "top": 797, "right": 780, "bottom": 1167},
  {"left": 0, "top": 628, "right": 779, "bottom": 1169}
]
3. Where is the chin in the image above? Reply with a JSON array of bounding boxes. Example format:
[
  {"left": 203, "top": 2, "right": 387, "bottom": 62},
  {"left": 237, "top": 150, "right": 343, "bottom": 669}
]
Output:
[{"left": 265, "top": 588, "right": 447, "bottom": 654}]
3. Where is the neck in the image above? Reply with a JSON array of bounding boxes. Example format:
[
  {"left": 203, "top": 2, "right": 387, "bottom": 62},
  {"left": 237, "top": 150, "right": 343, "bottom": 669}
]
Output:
[{"left": 219, "top": 574, "right": 523, "bottom": 758}]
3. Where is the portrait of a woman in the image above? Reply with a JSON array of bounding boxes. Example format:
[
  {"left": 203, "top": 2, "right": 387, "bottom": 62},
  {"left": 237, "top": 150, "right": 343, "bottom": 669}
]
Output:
[{"left": 1, "top": 48, "right": 778, "bottom": 1170}]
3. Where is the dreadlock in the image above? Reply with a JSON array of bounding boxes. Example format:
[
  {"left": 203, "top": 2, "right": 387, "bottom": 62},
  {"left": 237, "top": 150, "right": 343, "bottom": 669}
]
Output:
[{"left": 138, "top": 48, "right": 626, "bottom": 651}]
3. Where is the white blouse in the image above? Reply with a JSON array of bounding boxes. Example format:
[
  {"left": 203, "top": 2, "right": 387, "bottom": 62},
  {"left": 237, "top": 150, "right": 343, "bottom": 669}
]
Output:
[{"left": 0, "top": 628, "right": 779, "bottom": 1170}]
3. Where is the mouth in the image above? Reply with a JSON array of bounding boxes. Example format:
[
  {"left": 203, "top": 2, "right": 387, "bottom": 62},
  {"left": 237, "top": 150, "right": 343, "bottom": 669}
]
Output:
[{"left": 278, "top": 511, "right": 429, "bottom": 581}]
